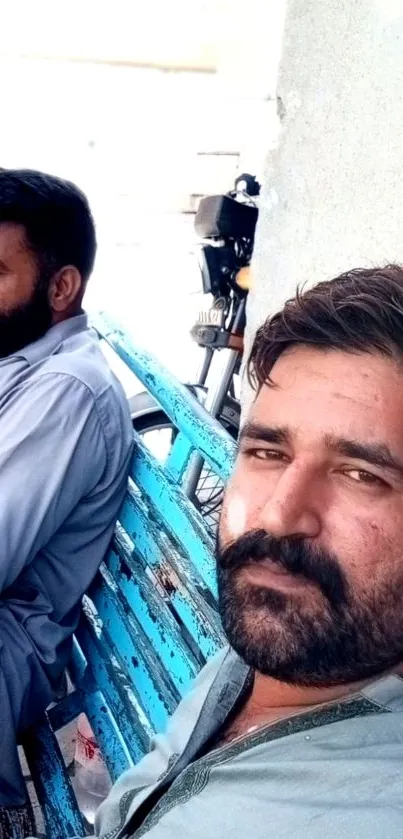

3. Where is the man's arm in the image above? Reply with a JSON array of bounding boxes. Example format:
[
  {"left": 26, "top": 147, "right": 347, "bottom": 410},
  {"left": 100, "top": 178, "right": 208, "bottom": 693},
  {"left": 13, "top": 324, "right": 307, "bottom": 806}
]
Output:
[{"left": 0, "top": 371, "right": 106, "bottom": 593}]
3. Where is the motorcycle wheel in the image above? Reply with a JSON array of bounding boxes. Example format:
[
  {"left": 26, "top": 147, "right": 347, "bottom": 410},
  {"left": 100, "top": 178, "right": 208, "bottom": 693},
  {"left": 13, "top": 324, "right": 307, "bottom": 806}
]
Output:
[{"left": 131, "top": 397, "right": 239, "bottom": 534}]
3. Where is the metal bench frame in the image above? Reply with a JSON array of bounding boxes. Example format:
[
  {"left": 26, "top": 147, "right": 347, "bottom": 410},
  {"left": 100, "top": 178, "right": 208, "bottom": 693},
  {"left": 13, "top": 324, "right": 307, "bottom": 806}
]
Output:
[{"left": 21, "top": 314, "right": 237, "bottom": 838}]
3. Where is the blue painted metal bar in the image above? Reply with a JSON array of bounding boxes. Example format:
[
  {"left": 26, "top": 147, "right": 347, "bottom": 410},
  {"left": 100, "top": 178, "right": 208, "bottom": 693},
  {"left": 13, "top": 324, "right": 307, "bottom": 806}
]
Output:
[
  {"left": 130, "top": 436, "right": 218, "bottom": 596},
  {"left": 108, "top": 526, "right": 199, "bottom": 693},
  {"left": 93, "top": 312, "right": 237, "bottom": 480},
  {"left": 72, "top": 610, "right": 154, "bottom": 753},
  {"left": 88, "top": 567, "right": 178, "bottom": 731},
  {"left": 22, "top": 717, "right": 86, "bottom": 839},
  {"left": 165, "top": 431, "right": 195, "bottom": 483},
  {"left": 74, "top": 619, "right": 152, "bottom": 763},
  {"left": 82, "top": 688, "right": 133, "bottom": 781},
  {"left": 117, "top": 492, "right": 224, "bottom": 661},
  {"left": 63, "top": 640, "right": 134, "bottom": 778},
  {"left": 69, "top": 636, "right": 88, "bottom": 682},
  {"left": 53, "top": 646, "right": 132, "bottom": 779}
]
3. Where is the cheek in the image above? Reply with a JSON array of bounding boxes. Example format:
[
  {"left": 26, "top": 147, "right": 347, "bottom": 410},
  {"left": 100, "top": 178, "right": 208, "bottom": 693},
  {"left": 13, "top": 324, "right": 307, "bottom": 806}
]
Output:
[
  {"left": 0, "top": 277, "right": 33, "bottom": 314},
  {"left": 332, "top": 512, "right": 403, "bottom": 593},
  {"left": 221, "top": 479, "right": 269, "bottom": 543},
  {"left": 224, "top": 493, "right": 248, "bottom": 540},
  {"left": 221, "top": 461, "right": 275, "bottom": 543},
  {"left": 363, "top": 520, "right": 403, "bottom": 589},
  {"left": 220, "top": 468, "right": 252, "bottom": 543}
]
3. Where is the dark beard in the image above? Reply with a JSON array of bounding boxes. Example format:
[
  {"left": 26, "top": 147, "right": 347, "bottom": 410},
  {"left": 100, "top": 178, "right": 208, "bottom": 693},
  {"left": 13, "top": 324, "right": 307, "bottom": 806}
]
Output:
[
  {"left": 217, "top": 529, "right": 403, "bottom": 687},
  {"left": 0, "top": 280, "right": 52, "bottom": 358}
]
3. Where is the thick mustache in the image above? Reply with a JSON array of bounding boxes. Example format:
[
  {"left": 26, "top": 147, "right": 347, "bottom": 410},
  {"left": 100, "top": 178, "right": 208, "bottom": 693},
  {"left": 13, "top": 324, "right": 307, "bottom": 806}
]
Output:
[{"left": 218, "top": 529, "right": 348, "bottom": 608}]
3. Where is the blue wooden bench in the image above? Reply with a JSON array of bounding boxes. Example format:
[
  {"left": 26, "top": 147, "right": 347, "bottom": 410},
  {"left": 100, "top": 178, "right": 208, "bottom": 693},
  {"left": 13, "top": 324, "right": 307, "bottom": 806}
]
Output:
[{"left": 21, "top": 314, "right": 237, "bottom": 838}]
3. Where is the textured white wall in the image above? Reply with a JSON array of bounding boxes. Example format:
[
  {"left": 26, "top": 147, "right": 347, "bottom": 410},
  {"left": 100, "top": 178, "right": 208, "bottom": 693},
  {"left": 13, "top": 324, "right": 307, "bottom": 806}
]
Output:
[{"left": 248, "top": 0, "right": 403, "bottom": 354}]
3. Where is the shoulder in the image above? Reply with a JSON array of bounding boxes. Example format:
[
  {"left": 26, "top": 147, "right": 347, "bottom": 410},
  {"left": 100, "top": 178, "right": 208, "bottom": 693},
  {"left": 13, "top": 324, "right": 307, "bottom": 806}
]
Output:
[
  {"left": 37, "top": 330, "right": 123, "bottom": 400},
  {"left": 27, "top": 337, "right": 133, "bottom": 459},
  {"left": 32, "top": 332, "right": 130, "bottom": 421}
]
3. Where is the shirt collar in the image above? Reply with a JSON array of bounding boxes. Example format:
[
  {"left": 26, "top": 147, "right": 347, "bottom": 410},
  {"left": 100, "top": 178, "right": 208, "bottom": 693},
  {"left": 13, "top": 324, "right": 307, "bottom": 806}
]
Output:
[
  {"left": 215, "top": 652, "right": 403, "bottom": 720},
  {"left": 18, "top": 313, "right": 89, "bottom": 366},
  {"left": 360, "top": 673, "right": 403, "bottom": 711}
]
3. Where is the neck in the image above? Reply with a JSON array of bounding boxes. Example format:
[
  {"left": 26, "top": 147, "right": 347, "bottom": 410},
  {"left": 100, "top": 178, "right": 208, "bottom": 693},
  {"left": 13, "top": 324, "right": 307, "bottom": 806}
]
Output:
[
  {"left": 217, "top": 667, "right": 397, "bottom": 748},
  {"left": 51, "top": 308, "right": 83, "bottom": 327},
  {"left": 250, "top": 670, "right": 385, "bottom": 713}
]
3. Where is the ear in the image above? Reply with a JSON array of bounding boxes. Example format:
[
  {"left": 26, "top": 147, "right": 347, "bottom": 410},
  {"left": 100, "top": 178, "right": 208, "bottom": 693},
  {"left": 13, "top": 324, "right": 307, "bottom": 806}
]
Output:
[{"left": 49, "top": 266, "right": 83, "bottom": 313}]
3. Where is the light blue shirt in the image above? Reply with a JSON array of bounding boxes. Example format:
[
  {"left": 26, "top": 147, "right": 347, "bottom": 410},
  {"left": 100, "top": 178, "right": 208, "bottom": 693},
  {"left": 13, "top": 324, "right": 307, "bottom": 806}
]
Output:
[
  {"left": 94, "top": 649, "right": 403, "bottom": 839},
  {"left": 0, "top": 313, "right": 133, "bottom": 701}
]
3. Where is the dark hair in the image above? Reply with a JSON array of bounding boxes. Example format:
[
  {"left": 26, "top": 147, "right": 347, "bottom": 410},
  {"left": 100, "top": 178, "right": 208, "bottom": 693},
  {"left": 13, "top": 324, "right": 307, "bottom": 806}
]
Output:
[
  {"left": 0, "top": 169, "right": 96, "bottom": 283},
  {"left": 248, "top": 265, "right": 403, "bottom": 390}
]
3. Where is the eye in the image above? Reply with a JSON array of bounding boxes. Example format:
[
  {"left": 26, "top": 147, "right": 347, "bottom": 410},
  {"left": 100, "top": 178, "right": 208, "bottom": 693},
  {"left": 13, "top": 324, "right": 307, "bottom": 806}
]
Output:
[
  {"left": 342, "top": 468, "right": 387, "bottom": 487},
  {"left": 243, "top": 447, "right": 286, "bottom": 462}
]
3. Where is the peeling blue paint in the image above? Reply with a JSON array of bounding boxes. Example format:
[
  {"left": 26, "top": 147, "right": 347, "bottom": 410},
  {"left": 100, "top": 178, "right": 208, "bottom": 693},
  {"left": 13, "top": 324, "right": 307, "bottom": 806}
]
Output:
[{"left": 24, "top": 315, "right": 235, "bottom": 836}]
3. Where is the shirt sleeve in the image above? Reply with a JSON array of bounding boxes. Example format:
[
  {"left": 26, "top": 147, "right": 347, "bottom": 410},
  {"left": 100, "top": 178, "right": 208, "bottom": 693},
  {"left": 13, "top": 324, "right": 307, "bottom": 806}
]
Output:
[{"left": 0, "top": 371, "right": 107, "bottom": 593}]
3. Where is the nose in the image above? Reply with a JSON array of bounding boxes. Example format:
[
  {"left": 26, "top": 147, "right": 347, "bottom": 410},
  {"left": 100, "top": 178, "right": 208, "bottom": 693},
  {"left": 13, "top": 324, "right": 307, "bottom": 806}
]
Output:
[{"left": 258, "top": 463, "right": 322, "bottom": 540}]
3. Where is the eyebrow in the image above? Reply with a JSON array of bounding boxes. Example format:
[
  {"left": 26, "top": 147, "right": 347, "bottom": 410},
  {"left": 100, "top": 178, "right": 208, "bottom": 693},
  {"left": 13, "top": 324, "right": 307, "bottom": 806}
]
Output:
[
  {"left": 326, "top": 436, "right": 403, "bottom": 479},
  {"left": 239, "top": 422, "right": 403, "bottom": 478},
  {"left": 239, "top": 422, "right": 291, "bottom": 446}
]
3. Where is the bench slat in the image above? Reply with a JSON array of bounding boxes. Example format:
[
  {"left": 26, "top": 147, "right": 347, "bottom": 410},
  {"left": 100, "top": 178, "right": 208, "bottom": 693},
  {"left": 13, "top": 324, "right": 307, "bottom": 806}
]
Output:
[
  {"left": 74, "top": 621, "right": 151, "bottom": 763},
  {"left": 88, "top": 569, "right": 178, "bottom": 729},
  {"left": 69, "top": 604, "right": 154, "bottom": 763},
  {"left": 130, "top": 438, "right": 217, "bottom": 596},
  {"left": 23, "top": 718, "right": 85, "bottom": 839},
  {"left": 118, "top": 491, "right": 224, "bottom": 660},
  {"left": 81, "top": 688, "right": 134, "bottom": 782},
  {"left": 94, "top": 313, "right": 237, "bottom": 479},
  {"left": 108, "top": 532, "right": 200, "bottom": 692},
  {"left": 165, "top": 431, "right": 195, "bottom": 482}
]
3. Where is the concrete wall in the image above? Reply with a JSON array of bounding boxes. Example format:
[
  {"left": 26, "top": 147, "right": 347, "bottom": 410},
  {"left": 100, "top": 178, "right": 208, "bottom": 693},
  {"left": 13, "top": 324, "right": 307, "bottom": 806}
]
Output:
[{"left": 248, "top": 0, "right": 403, "bottom": 356}]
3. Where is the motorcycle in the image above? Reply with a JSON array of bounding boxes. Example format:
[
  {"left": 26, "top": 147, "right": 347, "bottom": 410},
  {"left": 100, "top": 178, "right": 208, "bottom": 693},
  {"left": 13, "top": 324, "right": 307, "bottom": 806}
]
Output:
[{"left": 129, "top": 173, "right": 260, "bottom": 531}]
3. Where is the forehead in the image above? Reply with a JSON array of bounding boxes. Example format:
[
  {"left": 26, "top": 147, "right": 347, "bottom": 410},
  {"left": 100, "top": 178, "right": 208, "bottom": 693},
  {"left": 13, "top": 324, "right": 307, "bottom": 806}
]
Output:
[{"left": 249, "top": 346, "right": 403, "bottom": 447}]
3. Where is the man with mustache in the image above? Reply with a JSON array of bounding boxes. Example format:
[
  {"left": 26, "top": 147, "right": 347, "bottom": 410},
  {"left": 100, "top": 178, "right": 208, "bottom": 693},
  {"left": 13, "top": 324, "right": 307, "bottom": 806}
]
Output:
[
  {"left": 88, "top": 264, "right": 403, "bottom": 839},
  {"left": 0, "top": 169, "right": 133, "bottom": 837}
]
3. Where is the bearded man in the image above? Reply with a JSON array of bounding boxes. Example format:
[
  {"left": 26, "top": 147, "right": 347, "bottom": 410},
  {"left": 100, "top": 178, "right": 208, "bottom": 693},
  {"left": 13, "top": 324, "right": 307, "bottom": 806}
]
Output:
[
  {"left": 0, "top": 169, "right": 132, "bottom": 837},
  {"left": 90, "top": 265, "right": 403, "bottom": 839}
]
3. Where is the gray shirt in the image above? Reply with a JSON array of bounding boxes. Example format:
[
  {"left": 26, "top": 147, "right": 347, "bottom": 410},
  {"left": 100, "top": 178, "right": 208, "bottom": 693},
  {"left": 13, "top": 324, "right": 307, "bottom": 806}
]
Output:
[
  {"left": 95, "top": 648, "right": 403, "bottom": 839},
  {"left": 0, "top": 313, "right": 133, "bottom": 713}
]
